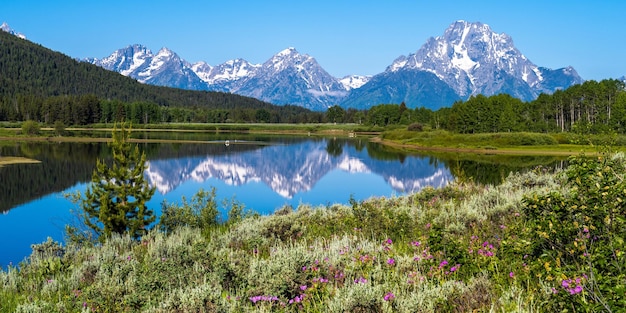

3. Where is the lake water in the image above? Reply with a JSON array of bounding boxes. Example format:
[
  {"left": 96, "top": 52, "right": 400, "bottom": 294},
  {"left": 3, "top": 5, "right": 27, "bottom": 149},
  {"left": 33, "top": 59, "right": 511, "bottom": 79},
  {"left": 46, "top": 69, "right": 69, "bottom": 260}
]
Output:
[{"left": 0, "top": 135, "right": 564, "bottom": 268}]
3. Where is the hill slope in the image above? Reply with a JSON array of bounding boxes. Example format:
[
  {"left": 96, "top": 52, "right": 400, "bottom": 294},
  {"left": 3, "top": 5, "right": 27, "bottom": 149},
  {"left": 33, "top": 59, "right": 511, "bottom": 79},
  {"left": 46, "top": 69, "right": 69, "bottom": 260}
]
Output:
[{"left": 0, "top": 30, "right": 275, "bottom": 110}]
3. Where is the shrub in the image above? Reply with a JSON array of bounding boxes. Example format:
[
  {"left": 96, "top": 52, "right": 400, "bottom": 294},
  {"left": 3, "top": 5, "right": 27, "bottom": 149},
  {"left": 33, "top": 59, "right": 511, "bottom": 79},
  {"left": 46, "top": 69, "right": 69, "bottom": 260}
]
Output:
[
  {"left": 53, "top": 121, "right": 66, "bottom": 136},
  {"left": 407, "top": 123, "right": 423, "bottom": 132},
  {"left": 522, "top": 149, "right": 626, "bottom": 311},
  {"left": 159, "top": 188, "right": 219, "bottom": 233},
  {"left": 21, "top": 120, "right": 40, "bottom": 136}
]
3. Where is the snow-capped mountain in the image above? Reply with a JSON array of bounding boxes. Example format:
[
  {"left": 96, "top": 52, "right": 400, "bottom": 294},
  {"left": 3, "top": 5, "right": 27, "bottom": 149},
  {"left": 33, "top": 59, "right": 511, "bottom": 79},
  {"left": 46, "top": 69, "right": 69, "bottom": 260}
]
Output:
[
  {"left": 83, "top": 20, "right": 582, "bottom": 110},
  {"left": 191, "top": 58, "right": 260, "bottom": 92},
  {"left": 339, "top": 75, "right": 371, "bottom": 90},
  {"left": 86, "top": 47, "right": 348, "bottom": 110},
  {"left": 341, "top": 21, "right": 582, "bottom": 109},
  {"left": 233, "top": 47, "right": 348, "bottom": 110},
  {"left": 86, "top": 44, "right": 209, "bottom": 91},
  {"left": 0, "top": 22, "right": 26, "bottom": 39}
]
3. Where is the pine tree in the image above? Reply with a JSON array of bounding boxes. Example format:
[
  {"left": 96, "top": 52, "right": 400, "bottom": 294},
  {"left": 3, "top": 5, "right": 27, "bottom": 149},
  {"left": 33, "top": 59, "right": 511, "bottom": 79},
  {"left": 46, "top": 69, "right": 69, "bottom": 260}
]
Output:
[{"left": 78, "top": 123, "right": 155, "bottom": 241}]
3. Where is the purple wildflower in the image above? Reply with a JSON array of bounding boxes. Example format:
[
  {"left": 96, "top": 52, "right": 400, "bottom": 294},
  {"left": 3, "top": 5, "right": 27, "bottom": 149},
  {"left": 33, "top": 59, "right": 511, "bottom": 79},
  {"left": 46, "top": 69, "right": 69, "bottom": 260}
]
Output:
[
  {"left": 387, "top": 258, "right": 395, "bottom": 265},
  {"left": 250, "top": 295, "right": 279, "bottom": 304},
  {"left": 383, "top": 292, "right": 395, "bottom": 301},
  {"left": 570, "top": 285, "right": 583, "bottom": 295},
  {"left": 289, "top": 294, "right": 305, "bottom": 304},
  {"left": 439, "top": 260, "right": 449, "bottom": 268},
  {"left": 562, "top": 279, "right": 570, "bottom": 288}
]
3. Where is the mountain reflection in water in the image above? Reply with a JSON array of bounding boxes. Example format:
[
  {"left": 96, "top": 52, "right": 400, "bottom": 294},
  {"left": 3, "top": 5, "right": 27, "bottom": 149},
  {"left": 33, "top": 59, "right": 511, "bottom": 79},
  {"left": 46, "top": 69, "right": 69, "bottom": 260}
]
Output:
[
  {"left": 144, "top": 138, "right": 452, "bottom": 199},
  {"left": 0, "top": 136, "right": 564, "bottom": 268}
]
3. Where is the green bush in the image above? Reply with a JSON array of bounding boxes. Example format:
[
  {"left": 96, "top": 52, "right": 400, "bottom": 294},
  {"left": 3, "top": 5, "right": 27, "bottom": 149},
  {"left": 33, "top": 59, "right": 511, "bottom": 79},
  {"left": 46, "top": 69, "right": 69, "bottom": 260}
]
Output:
[
  {"left": 21, "top": 120, "right": 40, "bottom": 135},
  {"left": 53, "top": 121, "right": 66, "bottom": 136},
  {"left": 522, "top": 149, "right": 626, "bottom": 310},
  {"left": 159, "top": 188, "right": 219, "bottom": 233}
]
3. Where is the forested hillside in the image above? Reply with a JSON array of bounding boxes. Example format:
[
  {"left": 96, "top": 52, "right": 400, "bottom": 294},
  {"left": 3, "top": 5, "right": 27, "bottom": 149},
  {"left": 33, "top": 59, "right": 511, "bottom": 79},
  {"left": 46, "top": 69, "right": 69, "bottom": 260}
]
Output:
[
  {"left": 443, "top": 79, "right": 626, "bottom": 134},
  {"left": 0, "top": 31, "right": 318, "bottom": 124},
  {"left": 356, "top": 79, "right": 626, "bottom": 135}
]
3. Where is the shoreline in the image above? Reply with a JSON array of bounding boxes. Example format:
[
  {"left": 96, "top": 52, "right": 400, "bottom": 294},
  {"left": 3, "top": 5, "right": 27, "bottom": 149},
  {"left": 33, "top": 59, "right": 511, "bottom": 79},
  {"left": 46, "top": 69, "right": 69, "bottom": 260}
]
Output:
[
  {"left": 370, "top": 137, "right": 596, "bottom": 156},
  {"left": 0, "top": 126, "right": 606, "bottom": 156}
]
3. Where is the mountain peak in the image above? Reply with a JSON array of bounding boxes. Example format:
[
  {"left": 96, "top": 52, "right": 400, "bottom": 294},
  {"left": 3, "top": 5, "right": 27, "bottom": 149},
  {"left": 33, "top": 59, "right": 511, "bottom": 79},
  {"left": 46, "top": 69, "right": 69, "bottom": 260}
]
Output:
[
  {"left": 386, "top": 20, "right": 542, "bottom": 99},
  {"left": 277, "top": 47, "right": 298, "bottom": 57},
  {"left": 156, "top": 47, "right": 176, "bottom": 57}
]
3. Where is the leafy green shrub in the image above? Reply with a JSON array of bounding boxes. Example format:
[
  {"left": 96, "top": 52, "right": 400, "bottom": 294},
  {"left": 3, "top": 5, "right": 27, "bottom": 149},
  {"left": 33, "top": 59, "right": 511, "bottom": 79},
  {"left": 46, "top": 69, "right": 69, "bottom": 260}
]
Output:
[
  {"left": 21, "top": 120, "right": 40, "bottom": 135},
  {"left": 522, "top": 149, "right": 626, "bottom": 311},
  {"left": 159, "top": 188, "right": 219, "bottom": 233},
  {"left": 53, "top": 121, "right": 65, "bottom": 136}
]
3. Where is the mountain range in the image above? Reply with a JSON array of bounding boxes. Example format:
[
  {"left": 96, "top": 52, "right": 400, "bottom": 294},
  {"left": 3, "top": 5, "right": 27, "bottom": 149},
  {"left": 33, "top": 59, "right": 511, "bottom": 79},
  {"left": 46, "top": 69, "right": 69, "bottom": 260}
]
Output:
[{"left": 2, "top": 21, "right": 588, "bottom": 111}]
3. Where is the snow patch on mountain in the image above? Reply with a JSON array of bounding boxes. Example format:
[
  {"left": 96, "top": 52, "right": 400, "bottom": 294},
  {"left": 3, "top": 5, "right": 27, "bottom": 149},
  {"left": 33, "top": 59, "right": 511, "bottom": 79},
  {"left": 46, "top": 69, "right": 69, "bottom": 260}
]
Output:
[{"left": 339, "top": 75, "right": 372, "bottom": 90}]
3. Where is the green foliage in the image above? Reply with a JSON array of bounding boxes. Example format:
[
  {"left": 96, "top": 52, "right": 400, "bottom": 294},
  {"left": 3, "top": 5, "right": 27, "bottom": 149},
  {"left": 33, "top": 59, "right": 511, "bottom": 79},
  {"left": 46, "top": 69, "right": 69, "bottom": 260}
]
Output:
[
  {"left": 159, "top": 188, "right": 219, "bottom": 233},
  {"left": 21, "top": 120, "right": 40, "bottom": 135},
  {"left": 522, "top": 148, "right": 626, "bottom": 311},
  {"left": 69, "top": 123, "right": 155, "bottom": 242},
  {"left": 326, "top": 105, "right": 346, "bottom": 123},
  {"left": 52, "top": 120, "right": 65, "bottom": 136}
]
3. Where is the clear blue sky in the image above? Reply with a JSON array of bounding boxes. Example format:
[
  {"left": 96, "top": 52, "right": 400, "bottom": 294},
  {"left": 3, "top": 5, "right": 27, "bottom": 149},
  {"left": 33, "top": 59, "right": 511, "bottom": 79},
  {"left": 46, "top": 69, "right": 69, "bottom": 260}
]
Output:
[{"left": 1, "top": 0, "right": 623, "bottom": 81}]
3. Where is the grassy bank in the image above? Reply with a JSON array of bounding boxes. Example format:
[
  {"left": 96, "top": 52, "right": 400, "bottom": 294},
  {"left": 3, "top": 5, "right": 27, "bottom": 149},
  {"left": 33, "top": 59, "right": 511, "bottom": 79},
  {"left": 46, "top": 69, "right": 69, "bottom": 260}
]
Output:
[
  {"left": 0, "top": 122, "right": 385, "bottom": 137},
  {"left": 379, "top": 129, "right": 626, "bottom": 156},
  {"left": 4, "top": 121, "right": 623, "bottom": 156},
  {"left": 2, "top": 150, "right": 624, "bottom": 312}
]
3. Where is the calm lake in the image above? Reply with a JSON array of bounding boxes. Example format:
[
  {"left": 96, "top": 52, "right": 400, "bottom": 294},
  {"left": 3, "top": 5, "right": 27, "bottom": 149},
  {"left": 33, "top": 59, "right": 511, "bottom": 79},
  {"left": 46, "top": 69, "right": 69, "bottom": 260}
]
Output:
[{"left": 0, "top": 134, "right": 564, "bottom": 268}]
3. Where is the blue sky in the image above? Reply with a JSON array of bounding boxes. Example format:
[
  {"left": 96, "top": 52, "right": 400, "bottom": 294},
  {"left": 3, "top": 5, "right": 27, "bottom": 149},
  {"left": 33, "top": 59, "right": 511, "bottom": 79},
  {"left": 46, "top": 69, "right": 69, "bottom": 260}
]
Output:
[{"left": 1, "top": 0, "right": 623, "bottom": 80}]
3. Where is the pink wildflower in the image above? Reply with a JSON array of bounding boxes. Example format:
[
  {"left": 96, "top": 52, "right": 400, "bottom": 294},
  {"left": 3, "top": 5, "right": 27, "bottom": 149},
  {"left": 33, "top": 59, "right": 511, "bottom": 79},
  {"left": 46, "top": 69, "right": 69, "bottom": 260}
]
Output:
[
  {"left": 439, "top": 260, "right": 449, "bottom": 268},
  {"left": 383, "top": 292, "right": 395, "bottom": 301}
]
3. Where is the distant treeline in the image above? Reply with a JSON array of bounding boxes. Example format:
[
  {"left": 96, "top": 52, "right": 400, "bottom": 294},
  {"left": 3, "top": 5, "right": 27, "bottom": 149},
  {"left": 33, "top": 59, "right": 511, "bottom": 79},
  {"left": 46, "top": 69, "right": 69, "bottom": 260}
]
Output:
[
  {"left": 2, "top": 79, "right": 624, "bottom": 132},
  {"left": 0, "top": 94, "right": 328, "bottom": 124},
  {"left": 352, "top": 79, "right": 626, "bottom": 134}
]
